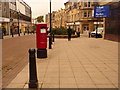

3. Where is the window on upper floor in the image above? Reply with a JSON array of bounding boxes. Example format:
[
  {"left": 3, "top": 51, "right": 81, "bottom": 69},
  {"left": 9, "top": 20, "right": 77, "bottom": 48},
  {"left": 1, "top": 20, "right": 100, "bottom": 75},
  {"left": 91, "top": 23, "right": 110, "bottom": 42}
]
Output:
[
  {"left": 84, "top": 12, "right": 87, "bottom": 17},
  {"left": 84, "top": 2, "right": 87, "bottom": 7},
  {"left": 88, "top": 11, "right": 91, "bottom": 17},
  {"left": 88, "top": 2, "right": 91, "bottom": 7},
  {"left": 83, "top": 11, "right": 91, "bottom": 18},
  {"left": 83, "top": 2, "right": 91, "bottom": 8},
  {"left": 73, "top": 3, "right": 77, "bottom": 9}
]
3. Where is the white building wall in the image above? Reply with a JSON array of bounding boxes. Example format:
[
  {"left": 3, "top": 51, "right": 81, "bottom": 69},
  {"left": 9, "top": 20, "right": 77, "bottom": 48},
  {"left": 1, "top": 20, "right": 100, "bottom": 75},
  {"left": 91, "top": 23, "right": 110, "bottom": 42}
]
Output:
[
  {"left": 16, "top": 0, "right": 25, "bottom": 15},
  {"left": 9, "top": 3, "right": 16, "bottom": 11}
]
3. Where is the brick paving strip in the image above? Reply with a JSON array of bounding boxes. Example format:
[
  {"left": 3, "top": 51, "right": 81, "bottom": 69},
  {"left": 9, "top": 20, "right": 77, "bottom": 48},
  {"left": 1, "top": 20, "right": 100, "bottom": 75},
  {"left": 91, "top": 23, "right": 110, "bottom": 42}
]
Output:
[
  {"left": 2, "top": 34, "right": 36, "bottom": 88},
  {"left": 6, "top": 36, "right": 118, "bottom": 88},
  {"left": 3, "top": 33, "right": 33, "bottom": 39}
]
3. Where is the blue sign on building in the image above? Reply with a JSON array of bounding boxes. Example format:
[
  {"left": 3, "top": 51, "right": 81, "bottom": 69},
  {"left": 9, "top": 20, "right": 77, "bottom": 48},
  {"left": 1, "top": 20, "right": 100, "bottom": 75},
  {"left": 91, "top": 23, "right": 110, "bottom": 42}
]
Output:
[{"left": 94, "top": 5, "right": 110, "bottom": 18}]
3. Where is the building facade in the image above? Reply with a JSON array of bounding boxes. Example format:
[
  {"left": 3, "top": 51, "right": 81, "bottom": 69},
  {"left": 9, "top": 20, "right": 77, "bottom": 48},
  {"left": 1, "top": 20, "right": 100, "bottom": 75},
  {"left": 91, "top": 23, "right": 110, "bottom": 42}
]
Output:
[
  {"left": 45, "top": 1, "right": 104, "bottom": 34},
  {"left": 104, "top": 2, "right": 120, "bottom": 42},
  {"left": 0, "top": 1, "right": 10, "bottom": 34},
  {"left": 45, "top": 13, "right": 50, "bottom": 28},
  {"left": 0, "top": 0, "right": 32, "bottom": 35}
]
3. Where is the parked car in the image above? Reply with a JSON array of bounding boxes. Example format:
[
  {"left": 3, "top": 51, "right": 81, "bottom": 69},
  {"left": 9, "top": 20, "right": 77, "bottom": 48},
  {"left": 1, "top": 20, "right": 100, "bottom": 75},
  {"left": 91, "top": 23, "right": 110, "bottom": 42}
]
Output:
[{"left": 91, "top": 28, "right": 104, "bottom": 38}]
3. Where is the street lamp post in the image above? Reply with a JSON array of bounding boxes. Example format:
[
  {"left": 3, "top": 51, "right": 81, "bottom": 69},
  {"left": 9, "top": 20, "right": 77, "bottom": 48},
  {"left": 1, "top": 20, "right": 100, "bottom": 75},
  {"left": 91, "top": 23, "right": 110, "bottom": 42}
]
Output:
[
  {"left": 49, "top": 0, "right": 52, "bottom": 49},
  {"left": 50, "top": 0, "right": 52, "bottom": 33},
  {"left": 10, "top": 10, "right": 14, "bottom": 37},
  {"left": 59, "top": 13, "right": 62, "bottom": 28},
  {"left": 96, "top": 19, "right": 99, "bottom": 38},
  {"left": 17, "top": 11, "right": 20, "bottom": 36}
]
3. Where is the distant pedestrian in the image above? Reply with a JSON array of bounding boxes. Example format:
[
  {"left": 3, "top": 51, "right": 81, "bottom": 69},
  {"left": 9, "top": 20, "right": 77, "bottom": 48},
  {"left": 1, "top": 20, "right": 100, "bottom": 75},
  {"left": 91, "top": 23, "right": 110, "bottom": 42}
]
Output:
[
  {"left": 26, "top": 26, "right": 29, "bottom": 34},
  {"left": 77, "top": 28, "right": 80, "bottom": 37},
  {"left": 89, "top": 32, "right": 91, "bottom": 38},
  {"left": 2, "top": 26, "right": 6, "bottom": 36},
  {"left": 11, "top": 24, "right": 15, "bottom": 37},
  {"left": 0, "top": 26, "right": 3, "bottom": 39},
  {"left": 21, "top": 25, "right": 25, "bottom": 35},
  {"left": 67, "top": 27, "right": 72, "bottom": 41}
]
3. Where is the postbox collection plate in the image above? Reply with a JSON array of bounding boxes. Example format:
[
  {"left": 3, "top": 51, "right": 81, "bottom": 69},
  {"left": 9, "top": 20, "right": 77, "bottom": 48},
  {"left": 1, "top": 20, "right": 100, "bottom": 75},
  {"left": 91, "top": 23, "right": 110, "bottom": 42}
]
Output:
[{"left": 40, "top": 29, "right": 46, "bottom": 33}]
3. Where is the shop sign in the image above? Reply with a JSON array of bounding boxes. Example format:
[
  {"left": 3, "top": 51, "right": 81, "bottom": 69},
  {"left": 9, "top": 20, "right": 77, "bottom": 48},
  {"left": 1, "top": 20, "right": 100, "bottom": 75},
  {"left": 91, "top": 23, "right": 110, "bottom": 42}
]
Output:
[{"left": 94, "top": 5, "right": 110, "bottom": 18}]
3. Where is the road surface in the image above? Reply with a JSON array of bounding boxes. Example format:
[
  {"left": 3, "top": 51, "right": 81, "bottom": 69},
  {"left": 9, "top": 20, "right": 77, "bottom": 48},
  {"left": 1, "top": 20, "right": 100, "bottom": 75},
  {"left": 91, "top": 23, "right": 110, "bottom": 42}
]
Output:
[{"left": 2, "top": 34, "right": 36, "bottom": 88}]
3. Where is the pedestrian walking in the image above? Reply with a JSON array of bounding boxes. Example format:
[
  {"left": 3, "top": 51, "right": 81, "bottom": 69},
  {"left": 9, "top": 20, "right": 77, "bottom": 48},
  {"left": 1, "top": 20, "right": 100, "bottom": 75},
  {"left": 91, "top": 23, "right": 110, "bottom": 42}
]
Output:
[
  {"left": 0, "top": 26, "right": 3, "bottom": 39},
  {"left": 67, "top": 27, "right": 72, "bottom": 41},
  {"left": 89, "top": 32, "right": 91, "bottom": 38},
  {"left": 24, "top": 27, "right": 27, "bottom": 35},
  {"left": 25, "top": 26, "right": 29, "bottom": 35},
  {"left": 11, "top": 24, "right": 15, "bottom": 37},
  {"left": 77, "top": 28, "right": 80, "bottom": 37},
  {"left": 21, "top": 24, "right": 25, "bottom": 35},
  {"left": 2, "top": 26, "right": 6, "bottom": 36}
]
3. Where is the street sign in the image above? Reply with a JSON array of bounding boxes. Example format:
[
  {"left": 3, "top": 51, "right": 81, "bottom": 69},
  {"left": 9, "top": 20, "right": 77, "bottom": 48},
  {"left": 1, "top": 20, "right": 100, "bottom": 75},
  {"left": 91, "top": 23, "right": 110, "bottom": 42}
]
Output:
[{"left": 94, "top": 5, "right": 110, "bottom": 18}]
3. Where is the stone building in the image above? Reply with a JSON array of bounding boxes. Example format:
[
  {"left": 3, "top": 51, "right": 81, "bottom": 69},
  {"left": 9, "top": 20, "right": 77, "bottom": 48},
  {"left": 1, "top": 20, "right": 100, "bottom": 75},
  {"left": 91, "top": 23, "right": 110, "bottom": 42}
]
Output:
[
  {"left": 46, "top": 9, "right": 66, "bottom": 29},
  {"left": 0, "top": 0, "right": 32, "bottom": 35},
  {"left": 45, "top": 1, "right": 104, "bottom": 34},
  {"left": 53, "top": 9, "right": 66, "bottom": 28},
  {"left": 64, "top": 1, "right": 103, "bottom": 33},
  {"left": 0, "top": 1, "right": 10, "bottom": 34},
  {"left": 45, "top": 13, "right": 50, "bottom": 29}
]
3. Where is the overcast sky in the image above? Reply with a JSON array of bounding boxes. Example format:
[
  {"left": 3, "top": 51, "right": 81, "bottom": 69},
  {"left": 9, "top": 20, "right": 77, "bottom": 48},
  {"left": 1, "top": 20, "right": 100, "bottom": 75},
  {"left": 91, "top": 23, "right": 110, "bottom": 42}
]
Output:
[{"left": 24, "top": 0, "right": 68, "bottom": 18}]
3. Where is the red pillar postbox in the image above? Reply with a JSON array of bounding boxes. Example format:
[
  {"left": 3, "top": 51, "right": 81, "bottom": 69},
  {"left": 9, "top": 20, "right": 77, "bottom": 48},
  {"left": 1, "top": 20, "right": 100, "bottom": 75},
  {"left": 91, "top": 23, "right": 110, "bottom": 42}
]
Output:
[{"left": 36, "top": 24, "right": 47, "bottom": 58}]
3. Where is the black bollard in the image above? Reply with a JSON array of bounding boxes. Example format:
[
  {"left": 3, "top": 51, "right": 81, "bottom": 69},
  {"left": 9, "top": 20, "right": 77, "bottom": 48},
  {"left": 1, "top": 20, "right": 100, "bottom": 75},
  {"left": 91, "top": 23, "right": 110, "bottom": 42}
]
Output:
[
  {"left": 68, "top": 34, "right": 71, "bottom": 41},
  {"left": 27, "top": 30, "right": 29, "bottom": 35},
  {"left": 49, "top": 35, "right": 52, "bottom": 49},
  {"left": 51, "top": 34, "right": 53, "bottom": 45},
  {"left": 29, "top": 48, "right": 38, "bottom": 88},
  {"left": 2, "top": 33, "right": 3, "bottom": 39},
  {"left": 12, "top": 33, "right": 14, "bottom": 37},
  {"left": 0, "top": 28, "right": 3, "bottom": 39},
  {"left": 24, "top": 32, "right": 25, "bottom": 35},
  {"left": 79, "top": 32, "right": 80, "bottom": 37},
  {"left": 52, "top": 33, "right": 55, "bottom": 42},
  {"left": 89, "top": 32, "right": 91, "bottom": 38}
]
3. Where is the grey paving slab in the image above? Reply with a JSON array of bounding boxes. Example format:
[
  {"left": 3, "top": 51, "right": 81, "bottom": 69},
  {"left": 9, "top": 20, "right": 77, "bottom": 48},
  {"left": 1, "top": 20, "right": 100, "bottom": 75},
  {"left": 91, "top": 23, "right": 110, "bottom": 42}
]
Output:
[{"left": 6, "top": 36, "right": 118, "bottom": 88}]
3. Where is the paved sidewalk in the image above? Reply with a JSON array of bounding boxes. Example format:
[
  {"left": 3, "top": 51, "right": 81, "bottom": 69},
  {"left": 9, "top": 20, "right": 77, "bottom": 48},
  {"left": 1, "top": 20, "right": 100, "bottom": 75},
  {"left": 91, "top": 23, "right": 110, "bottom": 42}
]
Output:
[{"left": 6, "top": 37, "right": 118, "bottom": 88}]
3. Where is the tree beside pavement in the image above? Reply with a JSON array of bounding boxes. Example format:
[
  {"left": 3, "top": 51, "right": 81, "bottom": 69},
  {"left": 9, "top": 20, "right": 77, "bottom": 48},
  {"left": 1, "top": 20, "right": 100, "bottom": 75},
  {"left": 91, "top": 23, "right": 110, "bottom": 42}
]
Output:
[{"left": 35, "top": 16, "right": 44, "bottom": 23}]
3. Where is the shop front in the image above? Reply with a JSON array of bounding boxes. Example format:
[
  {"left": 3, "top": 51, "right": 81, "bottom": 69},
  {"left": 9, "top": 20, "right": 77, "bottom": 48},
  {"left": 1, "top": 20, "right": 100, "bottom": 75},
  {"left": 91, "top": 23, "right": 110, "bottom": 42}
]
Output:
[{"left": 0, "top": 17, "right": 10, "bottom": 35}]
